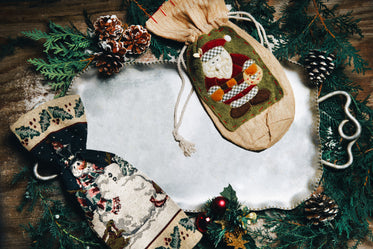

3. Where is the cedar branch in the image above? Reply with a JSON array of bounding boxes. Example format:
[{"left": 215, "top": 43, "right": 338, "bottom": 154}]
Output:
[{"left": 312, "top": 0, "right": 336, "bottom": 38}]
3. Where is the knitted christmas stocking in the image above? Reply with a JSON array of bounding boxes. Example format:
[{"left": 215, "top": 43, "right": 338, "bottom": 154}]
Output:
[
  {"left": 146, "top": 0, "right": 295, "bottom": 151},
  {"left": 10, "top": 95, "right": 202, "bottom": 249}
]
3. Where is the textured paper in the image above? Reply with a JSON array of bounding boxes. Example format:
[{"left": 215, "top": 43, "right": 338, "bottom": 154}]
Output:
[{"left": 69, "top": 63, "right": 321, "bottom": 211}]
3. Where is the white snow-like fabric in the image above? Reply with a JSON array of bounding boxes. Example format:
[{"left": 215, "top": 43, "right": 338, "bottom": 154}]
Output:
[{"left": 70, "top": 63, "right": 321, "bottom": 211}]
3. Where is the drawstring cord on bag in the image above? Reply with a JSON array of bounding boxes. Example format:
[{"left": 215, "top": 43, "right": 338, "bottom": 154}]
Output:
[
  {"left": 173, "top": 12, "right": 272, "bottom": 156},
  {"left": 228, "top": 11, "right": 273, "bottom": 53},
  {"left": 173, "top": 45, "right": 196, "bottom": 157}
]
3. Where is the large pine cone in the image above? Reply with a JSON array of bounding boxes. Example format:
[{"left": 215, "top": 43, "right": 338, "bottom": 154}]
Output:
[
  {"left": 304, "top": 50, "right": 336, "bottom": 85},
  {"left": 122, "top": 25, "right": 151, "bottom": 55},
  {"left": 94, "top": 15, "right": 124, "bottom": 41},
  {"left": 304, "top": 192, "right": 339, "bottom": 226},
  {"left": 95, "top": 52, "right": 125, "bottom": 76}
]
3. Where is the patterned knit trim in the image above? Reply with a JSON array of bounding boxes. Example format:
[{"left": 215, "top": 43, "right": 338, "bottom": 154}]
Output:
[
  {"left": 146, "top": 209, "right": 202, "bottom": 249},
  {"left": 10, "top": 95, "right": 86, "bottom": 151}
]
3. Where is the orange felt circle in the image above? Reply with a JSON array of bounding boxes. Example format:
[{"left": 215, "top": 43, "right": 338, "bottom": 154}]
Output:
[{"left": 210, "top": 88, "right": 224, "bottom": 101}]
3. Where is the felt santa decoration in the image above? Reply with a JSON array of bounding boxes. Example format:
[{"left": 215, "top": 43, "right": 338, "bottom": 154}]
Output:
[
  {"left": 195, "top": 34, "right": 271, "bottom": 118},
  {"left": 146, "top": 0, "right": 295, "bottom": 152},
  {"left": 10, "top": 95, "right": 202, "bottom": 249}
]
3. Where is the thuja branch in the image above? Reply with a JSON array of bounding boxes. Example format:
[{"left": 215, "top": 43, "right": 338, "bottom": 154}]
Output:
[
  {"left": 312, "top": 0, "right": 336, "bottom": 38},
  {"left": 128, "top": 0, "right": 156, "bottom": 23}
]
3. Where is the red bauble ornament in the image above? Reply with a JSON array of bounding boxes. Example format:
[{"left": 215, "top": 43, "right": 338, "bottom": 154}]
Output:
[
  {"left": 212, "top": 196, "right": 228, "bottom": 215},
  {"left": 195, "top": 212, "right": 211, "bottom": 233}
]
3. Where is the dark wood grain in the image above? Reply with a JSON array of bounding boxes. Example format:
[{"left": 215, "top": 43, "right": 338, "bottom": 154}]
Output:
[{"left": 0, "top": 0, "right": 372, "bottom": 248}]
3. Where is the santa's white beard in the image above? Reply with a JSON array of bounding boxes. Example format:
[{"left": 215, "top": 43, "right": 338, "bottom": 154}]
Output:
[{"left": 202, "top": 49, "right": 233, "bottom": 79}]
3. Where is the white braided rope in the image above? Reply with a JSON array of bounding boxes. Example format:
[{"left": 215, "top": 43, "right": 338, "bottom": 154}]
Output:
[
  {"left": 317, "top": 91, "right": 361, "bottom": 169},
  {"left": 173, "top": 45, "right": 196, "bottom": 156},
  {"left": 228, "top": 11, "right": 273, "bottom": 53}
]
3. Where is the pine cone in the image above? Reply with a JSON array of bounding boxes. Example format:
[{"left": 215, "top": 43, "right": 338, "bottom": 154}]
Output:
[
  {"left": 304, "top": 50, "right": 336, "bottom": 85},
  {"left": 94, "top": 15, "right": 124, "bottom": 41},
  {"left": 122, "top": 25, "right": 151, "bottom": 55},
  {"left": 304, "top": 192, "right": 339, "bottom": 226},
  {"left": 99, "top": 40, "right": 127, "bottom": 56},
  {"left": 95, "top": 52, "right": 125, "bottom": 76}
]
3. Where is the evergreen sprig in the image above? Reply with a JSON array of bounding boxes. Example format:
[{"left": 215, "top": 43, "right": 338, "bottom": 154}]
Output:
[
  {"left": 11, "top": 0, "right": 373, "bottom": 248},
  {"left": 12, "top": 166, "right": 104, "bottom": 249},
  {"left": 126, "top": 0, "right": 184, "bottom": 60},
  {"left": 277, "top": 0, "right": 370, "bottom": 74},
  {"left": 23, "top": 21, "right": 94, "bottom": 97},
  {"left": 198, "top": 185, "right": 257, "bottom": 248}
]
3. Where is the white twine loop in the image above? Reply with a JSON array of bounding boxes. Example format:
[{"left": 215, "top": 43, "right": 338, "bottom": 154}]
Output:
[
  {"left": 173, "top": 45, "right": 196, "bottom": 157},
  {"left": 33, "top": 163, "right": 59, "bottom": 181},
  {"left": 228, "top": 11, "right": 273, "bottom": 53},
  {"left": 317, "top": 91, "right": 362, "bottom": 169}
]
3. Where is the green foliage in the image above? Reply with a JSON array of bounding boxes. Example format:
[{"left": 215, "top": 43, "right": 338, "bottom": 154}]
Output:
[
  {"left": 12, "top": 166, "right": 104, "bottom": 249},
  {"left": 23, "top": 21, "right": 95, "bottom": 97},
  {"left": 199, "top": 185, "right": 257, "bottom": 248},
  {"left": 226, "top": 0, "right": 282, "bottom": 47},
  {"left": 247, "top": 1, "right": 373, "bottom": 248},
  {"left": 276, "top": 0, "right": 370, "bottom": 74},
  {"left": 220, "top": 184, "right": 238, "bottom": 203},
  {"left": 11, "top": 0, "right": 373, "bottom": 248},
  {"left": 125, "top": 0, "right": 183, "bottom": 60}
]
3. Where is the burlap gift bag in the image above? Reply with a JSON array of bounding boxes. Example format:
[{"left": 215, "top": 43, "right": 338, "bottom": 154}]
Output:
[
  {"left": 10, "top": 95, "right": 202, "bottom": 249},
  {"left": 146, "top": 0, "right": 295, "bottom": 152}
]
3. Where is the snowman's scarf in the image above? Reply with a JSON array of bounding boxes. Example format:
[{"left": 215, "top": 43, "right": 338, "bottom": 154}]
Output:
[
  {"left": 75, "top": 164, "right": 104, "bottom": 188},
  {"left": 75, "top": 164, "right": 119, "bottom": 214}
]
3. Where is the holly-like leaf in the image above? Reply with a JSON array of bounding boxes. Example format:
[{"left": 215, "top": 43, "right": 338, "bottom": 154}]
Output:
[
  {"left": 74, "top": 98, "right": 84, "bottom": 118},
  {"left": 39, "top": 109, "right": 51, "bottom": 132},
  {"left": 170, "top": 226, "right": 181, "bottom": 249},
  {"left": 15, "top": 126, "right": 40, "bottom": 140},
  {"left": 113, "top": 155, "right": 137, "bottom": 176},
  {"left": 220, "top": 184, "right": 238, "bottom": 203},
  {"left": 47, "top": 106, "right": 73, "bottom": 120},
  {"left": 179, "top": 218, "right": 196, "bottom": 232}
]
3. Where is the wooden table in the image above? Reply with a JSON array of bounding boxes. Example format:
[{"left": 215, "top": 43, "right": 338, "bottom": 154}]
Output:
[{"left": 0, "top": 0, "right": 372, "bottom": 248}]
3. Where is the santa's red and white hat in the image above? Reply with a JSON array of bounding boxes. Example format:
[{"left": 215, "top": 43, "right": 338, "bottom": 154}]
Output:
[{"left": 194, "top": 35, "right": 231, "bottom": 62}]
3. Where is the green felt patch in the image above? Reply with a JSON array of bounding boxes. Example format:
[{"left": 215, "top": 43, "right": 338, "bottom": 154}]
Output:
[{"left": 186, "top": 26, "right": 283, "bottom": 131}]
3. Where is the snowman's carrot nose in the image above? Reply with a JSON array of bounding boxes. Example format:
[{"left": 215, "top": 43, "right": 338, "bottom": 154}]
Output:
[{"left": 78, "top": 161, "right": 86, "bottom": 170}]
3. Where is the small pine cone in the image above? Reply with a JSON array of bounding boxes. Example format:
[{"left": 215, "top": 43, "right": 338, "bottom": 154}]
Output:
[
  {"left": 95, "top": 52, "right": 125, "bottom": 76},
  {"left": 304, "top": 192, "right": 339, "bottom": 226},
  {"left": 99, "top": 40, "right": 127, "bottom": 56},
  {"left": 122, "top": 25, "right": 151, "bottom": 55},
  {"left": 304, "top": 50, "right": 336, "bottom": 85},
  {"left": 94, "top": 15, "right": 124, "bottom": 41}
]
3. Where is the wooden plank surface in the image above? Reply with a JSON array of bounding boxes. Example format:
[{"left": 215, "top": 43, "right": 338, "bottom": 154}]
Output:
[{"left": 0, "top": 0, "right": 372, "bottom": 248}]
